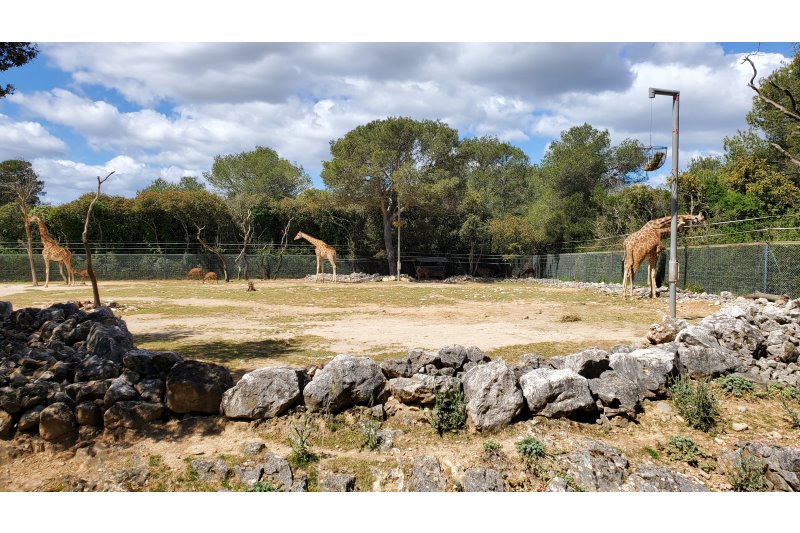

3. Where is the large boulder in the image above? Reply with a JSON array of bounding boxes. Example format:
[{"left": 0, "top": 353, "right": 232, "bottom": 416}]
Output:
[
  {"left": 85, "top": 321, "right": 134, "bottom": 363},
  {"left": 699, "top": 314, "right": 765, "bottom": 359},
  {"left": 221, "top": 367, "right": 304, "bottom": 419},
  {"left": 406, "top": 349, "right": 440, "bottom": 373},
  {"left": 39, "top": 402, "right": 76, "bottom": 441},
  {"left": 519, "top": 368, "right": 594, "bottom": 418},
  {"left": 165, "top": 361, "right": 233, "bottom": 414},
  {"left": 104, "top": 378, "right": 139, "bottom": 408},
  {"left": 380, "top": 358, "right": 414, "bottom": 379},
  {"left": 609, "top": 347, "right": 677, "bottom": 400},
  {"left": 75, "top": 402, "right": 102, "bottom": 426},
  {"left": 562, "top": 439, "right": 629, "bottom": 492},
  {"left": 462, "top": 360, "right": 523, "bottom": 431},
  {"left": 438, "top": 345, "right": 468, "bottom": 370},
  {"left": 0, "top": 409, "right": 13, "bottom": 437},
  {"left": 303, "top": 355, "right": 386, "bottom": 413},
  {"left": 511, "top": 353, "right": 545, "bottom": 380},
  {"left": 588, "top": 370, "right": 640, "bottom": 419},
  {"left": 409, "top": 455, "right": 445, "bottom": 492},
  {"left": 17, "top": 405, "right": 44, "bottom": 432},
  {"left": 104, "top": 401, "right": 164, "bottom": 429},
  {"left": 647, "top": 316, "right": 688, "bottom": 345},
  {"left": 74, "top": 355, "right": 121, "bottom": 382},
  {"left": 387, "top": 374, "right": 456, "bottom": 405},
  {"left": 0, "top": 301, "right": 12, "bottom": 319},
  {"left": 675, "top": 325, "right": 747, "bottom": 379},
  {"left": 736, "top": 442, "right": 800, "bottom": 492},
  {"left": 463, "top": 468, "right": 504, "bottom": 492},
  {"left": 621, "top": 464, "right": 708, "bottom": 492},
  {"left": 320, "top": 472, "right": 356, "bottom": 492},
  {"left": 563, "top": 348, "right": 610, "bottom": 378},
  {"left": 263, "top": 453, "right": 294, "bottom": 490}
]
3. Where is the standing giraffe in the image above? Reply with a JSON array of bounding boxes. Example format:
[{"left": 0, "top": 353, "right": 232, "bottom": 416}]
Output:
[
  {"left": 28, "top": 215, "right": 75, "bottom": 287},
  {"left": 622, "top": 213, "right": 704, "bottom": 299},
  {"left": 294, "top": 231, "right": 337, "bottom": 282}
]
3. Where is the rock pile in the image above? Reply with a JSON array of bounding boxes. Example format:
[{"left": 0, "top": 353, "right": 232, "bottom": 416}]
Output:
[{"left": 0, "top": 301, "right": 232, "bottom": 441}]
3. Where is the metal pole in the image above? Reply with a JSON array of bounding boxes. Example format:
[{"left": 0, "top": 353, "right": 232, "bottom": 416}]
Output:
[{"left": 649, "top": 87, "right": 680, "bottom": 318}]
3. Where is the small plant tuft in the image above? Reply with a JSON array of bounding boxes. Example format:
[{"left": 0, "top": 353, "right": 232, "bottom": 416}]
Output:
[
  {"left": 558, "top": 314, "right": 581, "bottom": 323},
  {"left": 685, "top": 283, "right": 705, "bottom": 294},
  {"left": 516, "top": 437, "right": 546, "bottom": 465},
  {"left": 728, "top": 454, "right": 770, "bottom": 492},
  {"left": 247, "top": 480, "right": 281, "bottom": 492},
  {"left": 670, "top": 376, "right": 719, "bottom": 432},
  {"left": 666, "top": 436, "right": 704, "bottom": 466},
  {"left": 779, "top": 391, "right": 800, "bottom": 429},
  {"left": 359, "top": 418, "right": 381, "bottom": 451},
  {"left": 716, "top": 375, "right": 755, "bottom": 397},
  {"left": 429, "top": 381, "right": 467, "bottom": 436},
  {"left": 643, "top": 446, "right": 660, "bottom": 460},
  {"left": 483, "top": 440, "right": 502, "bottom": 459},
  {"left": 288, "top": 415, "right": 318, "bottom": 469}
]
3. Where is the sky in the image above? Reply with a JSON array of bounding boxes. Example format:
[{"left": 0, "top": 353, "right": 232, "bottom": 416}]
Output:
[{"left": 1, "top": 4, "right": 795, "bottom": 205}]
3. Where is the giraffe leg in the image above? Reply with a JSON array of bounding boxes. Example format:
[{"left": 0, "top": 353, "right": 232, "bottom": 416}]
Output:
[
  {"left": 648, "top": 255, "right": 657, "bottom": 298},
  {"left": 316, "top": 256, "right": 321, "bottom": 282},
  {"left": 58, "top": 262, "right": 67, "bottom": 285},
  {"left": 331, "top": 258, "right": 336, "bottom": 282},
  {"left": 44, "top": 260, "right": 50, "bottom": 288}
]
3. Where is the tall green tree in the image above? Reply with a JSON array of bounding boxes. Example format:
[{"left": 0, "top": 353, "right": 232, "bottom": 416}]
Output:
[
  {"left": 0, "top": 42, "right": 38, "bottom": 99},
  {"left": 322, "top": 117, "right": 460, "bottom": 275},
  {"left": 204, "top": 146, "right": 309, "bottom": 279},
  {"left": 0, "top": 160, "right": 45, "bottom": 285}
]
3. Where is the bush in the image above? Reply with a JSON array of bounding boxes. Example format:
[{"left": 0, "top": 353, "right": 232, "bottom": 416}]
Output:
[
  {"left": 716, "top": 375, "right": 754, "bottom": 397},
  {"left": 685, "top": 283, "right": 705, "bottom": 294},
  {"left": 728, "top": 454, "right": 770, "bottom": 492},
  {"left": 429, "top": 381, "right": 467, "bottom": 436},
  {"left": 516, "top": 437, "right": 546, "bottom": 465},
  {"left": 666, "top": 436, "right": 703, "bottom": 466},
  {"left": 670, "top": 377, "right": 719, "bottom": 432}
]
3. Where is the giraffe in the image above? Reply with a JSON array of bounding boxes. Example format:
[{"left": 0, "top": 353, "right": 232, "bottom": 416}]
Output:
[
  {"left": 294, "top": 231, "right": 337, "bottom": 282},
  {"left": 28, "top": 215, "right": 75, "bottom": 287},
  {"left": 622, "top": 213, "right": 704, "bottom": 299}
]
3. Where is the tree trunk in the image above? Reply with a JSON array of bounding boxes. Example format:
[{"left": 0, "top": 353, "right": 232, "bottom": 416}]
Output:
[
  {"left": 195, "top": 225, "right": 230, "bottom": 282},
  {"left": 380, "top": 199, "right": 397, "bottom": 276},
  {"left": 83, "top": 171, "right": 114, "bottom": 307},
  {"left": 21, "top": 210, "right": 38, "bottom": 286}
]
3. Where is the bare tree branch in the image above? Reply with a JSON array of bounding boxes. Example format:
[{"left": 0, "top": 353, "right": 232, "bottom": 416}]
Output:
[
  {"left": 742, "top": 55, "right": 800, "bottom": 121},
  {"left": 196, "top": 224, "right": 229, "bottom": 281},
  {"left": 771, "top": 142, "right": 800, "bottom": 169},
  {"left": 82, "top": 171, "right": 114, "bottom": 306}
]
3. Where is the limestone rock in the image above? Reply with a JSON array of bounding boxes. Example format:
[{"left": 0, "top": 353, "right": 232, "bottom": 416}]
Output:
[
  {"left": 303, "top": 355, "right": 386, "bottom": 413},
  {"left": 588, "top": 370, "right": 639, "bottom": 418},
  {"left": 103, "top": 401, "right": 163, "bottom": 429},
  {"left": 165, "top": 360, "right": 233, "bottom": 414},
  {"left": 320, "top": 472, "right": 356, "bottom": 492},
  {"left": 563, "top": 348, "right": 610, "bottom": 378},
  {"left": 388, "top": 374, "right": 456, "bottom": 405},
  {"left": 463, "top": 468, "right": 504, "bottom": 492},
  {"left": 39, "top": 402, "right": 76, "bottom": 441},
  {"left": 609, "top": 347, "right": 677, "bottom": 400},
  {"left": 621, "top": 464, "right": 708, "bottom": 492},
  {"left": 519, "top": 368, "right": 594, "bottom": 418},
  {"left": 410, "top": 455, "right": 445, "bottom": 492},
  {"left": 462, "top": 360, "right": 523, "bottom": 431},
  {"left": 562, "top": 439, "right": 629, "bottom": 492},
  {"left": 221, "top": 367, "right": 304, "bottom": 419},
  {"left": 647, "top": 316, "right": 688, "bottom": 344}
]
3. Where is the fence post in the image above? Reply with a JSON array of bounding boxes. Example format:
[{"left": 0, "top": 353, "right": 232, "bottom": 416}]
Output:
[{"left": 763, "top": 242, "right": 769, "bottom": 293}]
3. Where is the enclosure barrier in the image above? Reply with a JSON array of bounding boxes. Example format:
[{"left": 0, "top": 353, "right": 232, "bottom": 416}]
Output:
[{"left": 1, "top": 241, "right": 798, "bottom": 296}]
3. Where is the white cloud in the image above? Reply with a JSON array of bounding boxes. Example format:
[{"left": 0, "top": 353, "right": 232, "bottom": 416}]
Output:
[
  {"left": 0, "top": 113, "right": 67, "bottom": 161},
  {"left": 3, "top": 43, "right": 791, "bottom": 203}
]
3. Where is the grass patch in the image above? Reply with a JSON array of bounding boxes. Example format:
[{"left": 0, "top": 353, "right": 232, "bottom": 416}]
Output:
[
  {"left": 558, "top": 313, "right": 581, "bottom": 323},
  {"left": 321, "top": 457, "right": 378, "bottom": 492},
  {"left": 643, "top": 446, "right": 660, "bottom": 460}
]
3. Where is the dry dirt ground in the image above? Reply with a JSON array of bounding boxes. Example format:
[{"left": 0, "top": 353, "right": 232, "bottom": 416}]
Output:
[{"left": 3, "top": 279, "right": 793, "bottom": 492}]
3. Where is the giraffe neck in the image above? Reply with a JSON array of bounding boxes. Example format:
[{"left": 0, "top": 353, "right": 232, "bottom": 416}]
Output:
[
  {"left": 299, "top": 232, "right": 327, "bottom": 249},
  {"left": 34, "top": 219, "right": 57, "bottom": 245}
]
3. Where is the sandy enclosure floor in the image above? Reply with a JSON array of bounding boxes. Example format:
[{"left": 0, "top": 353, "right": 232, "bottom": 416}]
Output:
[{"left": 0, "top": 279, "right": 719, "bottom": 372}]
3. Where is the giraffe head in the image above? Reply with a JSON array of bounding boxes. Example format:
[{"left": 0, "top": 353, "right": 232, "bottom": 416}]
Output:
[
  {"left": 293, "top": 231, "right": 304, "bottom": 240},
  {"left": 28, "top": 214, "right": 41, "bottom": 224}
]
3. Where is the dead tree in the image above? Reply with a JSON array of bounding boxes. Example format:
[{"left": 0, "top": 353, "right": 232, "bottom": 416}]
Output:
[
  {"left": 742, "top": 54, "right": 800, "bottom": 169},
  {"left": 82, "top": 171, "right": 114, "bottom": 307},
  {"left": 2, "top": 179, "right": 41, "bottom": 286},
  {"left": 195, "top": 225, "right": 230, "bottom": 282},
  {"left": 267, "top": 216, "right": 294, "bottom": 280}
]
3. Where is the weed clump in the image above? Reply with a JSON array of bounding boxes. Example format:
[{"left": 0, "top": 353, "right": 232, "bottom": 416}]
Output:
[
  {"left": 716, "top": 375, "right": 754, "bottom": 397},
  {"left": 728, "top": 454, "right": 770, "bottom": 492},
  {"left": 670, "top": 377, "right": 719, "bottom": 432},
  {"left": 429, "top": 381, "right": 467, "bottom": 436},
  {"left": 288, "top": 415, "right": 318, "bottom": 469}
]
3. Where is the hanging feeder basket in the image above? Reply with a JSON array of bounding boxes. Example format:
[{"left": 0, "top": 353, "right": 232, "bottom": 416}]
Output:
[{"left": 641, "top": 146, "right": 668, "bottom": 171}]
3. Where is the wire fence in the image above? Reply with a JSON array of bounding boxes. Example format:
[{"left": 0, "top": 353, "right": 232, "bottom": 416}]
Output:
[{"left": 1, "top": 241, "right": 799, "bottom": 296}]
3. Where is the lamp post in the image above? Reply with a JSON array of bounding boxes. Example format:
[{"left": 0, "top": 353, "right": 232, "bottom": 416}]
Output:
[{"left": 649, "top": 87, "right": 680, "bottom": 318}]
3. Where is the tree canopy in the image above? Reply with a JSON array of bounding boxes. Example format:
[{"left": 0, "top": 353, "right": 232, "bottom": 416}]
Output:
[{"left": 0, "top": 42, "right": 38, "bottom": 99}]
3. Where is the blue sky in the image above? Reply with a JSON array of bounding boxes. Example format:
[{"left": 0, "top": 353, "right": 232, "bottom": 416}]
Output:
[{"left": 0, "top": 38, "right": 794, "bottom": 204}]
